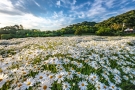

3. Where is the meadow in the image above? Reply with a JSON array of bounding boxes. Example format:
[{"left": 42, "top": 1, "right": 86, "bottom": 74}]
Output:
[{"left": 0, "top": 36, "right": 135, "bottom": 90}]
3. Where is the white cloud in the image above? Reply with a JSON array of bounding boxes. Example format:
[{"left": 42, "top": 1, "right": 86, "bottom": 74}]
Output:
[
  {"left": 71, "top": 1, "right": 91, "bottom": 10},
  {"left": 0, "top": 0, "right": 13, "bottom": 8},
  {"left": 73, "top": 0, "right": 77, "bottom": 5},
  {"left": 0, "top": 0, "right": 75, "bottom": 30},
  {"left": 105, "top": 0, "right": 115, "bottom": 8},
  {"left": 85, "top": 0, "right": 106, "bottom": 18},
  {"left": 33, "top": 0, "right": 41, "bottom": 7},
  {"left": 87, "top": 5, "right": 106, "bottom": 17},
  {"left": 0, "top": 0, "right": 14, "bottom": 11},
  {"left": 57, "top": 0, "right": 77, "bottom": 8},
  {"left": 0, "top": 0, "right": 25, "bottom": 15},
  {"left": 15, "top": 0, "right": 25, "bottom": 8},
  {"left": 52, "top": 11, "right": 64, "bottom": 19},
  {"left": 69, "top": 0, "right": 106, "bottom": 19},
  {"left": 56, "top": 0, "right": 61, "bottom": 7},
  {"left": 78, "top": 12, "right": 85, "bottom": 18},
  {"left": 92, "top": 0, "right": 103, "bottom": 7},
  {"left": 51, "top": 11, "right": 74, "bottom": 27},
  {"left": 60, "top": 0, "right": 67, "bottom": 4},
  {"left": 0, "top": 0, "right": 134, "bottom": 30},
  {"left": 0, "top": 9, "right": 74, "bottom": 30}
]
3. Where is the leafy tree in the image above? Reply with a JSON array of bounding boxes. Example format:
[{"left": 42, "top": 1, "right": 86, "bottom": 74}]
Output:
[
  {"left": 110, "top": 23, "right": 121, "bottom": 31},
  {"left": 14, "top": 25, "right": 20, "bottom": 29},
  {"left": 96, "top": 27, "right": 113, "bottom": 36},
  {"left": 74, "top": 27, "right": 82, "bottom": 35},
  {"left": 19, "top": 24, "right": 23, "bottom": 30},
  {"left": 1, "top": 34, "right": 13, "bottom": 39}
]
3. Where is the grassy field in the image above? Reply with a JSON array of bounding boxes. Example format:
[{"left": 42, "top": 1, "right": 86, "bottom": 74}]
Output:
[{"left": 0, "top": 36, "right": 135, "bottom": 90}]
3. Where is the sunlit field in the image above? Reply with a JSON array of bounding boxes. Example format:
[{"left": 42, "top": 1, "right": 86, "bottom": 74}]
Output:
[{"left": 0, "top": 36, "right": 135, "bottom": 90}]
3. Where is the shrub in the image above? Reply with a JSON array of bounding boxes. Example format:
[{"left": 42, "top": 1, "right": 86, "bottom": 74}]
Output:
[
  {"left": 1, "top": 34, "right": 13, "bottom": 39},
  {"left": 96, "top": 27, "right": 114, "bottom": 36}
]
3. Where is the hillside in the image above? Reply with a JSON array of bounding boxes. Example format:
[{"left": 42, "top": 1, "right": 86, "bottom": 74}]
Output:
[
  {"left": 57, "top": 21, "right": 97, "bottom": 35},
  {"left": 96, "top": 10, "right": 135, "bottom": 29},
  {"left": 58, "top": 10, "right": 135, "bottom": 36}
]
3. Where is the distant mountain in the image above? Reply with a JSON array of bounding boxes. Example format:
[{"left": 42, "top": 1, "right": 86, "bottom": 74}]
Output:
[{"left": 96, "top": 10, "right": 135, "bottom": 28}]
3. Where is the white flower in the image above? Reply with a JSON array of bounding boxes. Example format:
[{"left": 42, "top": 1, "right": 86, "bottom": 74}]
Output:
[
  {"left": 102, "top": 83, "right": 109, "bottom": 90},
  {"left": 77, "top": 62, "right": 83, "bottom": 68},
  {"left": 122, "top": 66, "right": 131, "bottom": 74},
  {"left": 22, "top": 77, "right": 35, "bottom": 89},
  {"left": 63, "top": 58, "right": 70, "bottom": 64},
  {"left": 89, "top": 61, "right": 100, "bottom": 70},
  {"left": 13, "top": 82, "right": 23, "bottom": 90},
  {"left": 38, "top": 80, "right": 52, "bottom": 90},
  {"left": 0, "top": 73, "right": 8, "bottom": 88},
  {"left": 101, "top": 73, "right": 110, "bottom": 81},
  {"left": 95, "top": 81, "right": 108, "bottom": 90},
  {"left": 35, "top": 72, "right": 47, "bottom": 82},
  {"left": 113, "top": 74, "right": 121, "bottom": 84},
  {"left": 88, "top": 73, "right": 99, "bottom": 85},
  {"left": 18, "top": 67, "right": 29, "bottom": 76},
  {"left": 66, "top": 72, "right": 73, "bottom": 80},
  {"left": 109, "top": 82, "right": 117, "bottom": 90},
  {"left": 69, "top": 68, "right": 76, "bottom": 74},
  {"left": 78, "top": 81, "right": 88, "bottom": 90},
  {"left": 56, "top": 65, "right": 65, "bottom": 72},
  {"left": 76, "top": 72, "right": 82, "bottom": 78},
  {"left": 49, "top": 57, "right": 62, "bottom": 64},
  {"left": 130, "top": 80, "right": 135, "bottom": 85},
  {"left": 48, "top": 74, "right": 55, "bottom": 82},
  {"left": 62, "top": 82, "right": 71, "bottom": 90},
  {"left": 55, "top": 73, "right": 65, "bottom": 83},
  {"left": 113, "top": 68, "right": 120, "bottom": 75}
]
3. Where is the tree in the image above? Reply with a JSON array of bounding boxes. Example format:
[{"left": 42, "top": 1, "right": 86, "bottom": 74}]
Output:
[
  {"left": 1, "top": 34, "right": 13, "bottom": 39},
  {"left": 74, "top": 27, "right": 82, "bottom": 35},
  {"left": 110, "top": 23, "right": 121, "bottom": 31},
  {"left": 96, "top": 27, "right": 113, "bottom": 36},
  {"left": 14, "top": 25, "right": 20, "bottom": 30},
  {"left": 19, "top": 24, "right": 23, "bottom": 30}
]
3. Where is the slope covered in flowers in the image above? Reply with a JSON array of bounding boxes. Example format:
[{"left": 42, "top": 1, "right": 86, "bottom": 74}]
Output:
[{"left": 0, "top": 36, "right": 135, "bottom": 90}]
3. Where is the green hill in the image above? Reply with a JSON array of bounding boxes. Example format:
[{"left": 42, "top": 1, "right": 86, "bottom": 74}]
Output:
[
  {"left": 57, "top": 21, "right": 98, "bottom": 35},
  {"left": 58, "top": 10, "right": 135, "bottom": 36},
  {"left": 96, "top": 10, "right": 135, "bottom": 29},
  {"left": 94, "top": 10, "right": 135, "bottom": 36}
]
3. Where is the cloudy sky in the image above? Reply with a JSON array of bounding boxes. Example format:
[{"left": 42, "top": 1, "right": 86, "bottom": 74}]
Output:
[{"left": 0, "top": 0, "right": 135, "bottom": 30}]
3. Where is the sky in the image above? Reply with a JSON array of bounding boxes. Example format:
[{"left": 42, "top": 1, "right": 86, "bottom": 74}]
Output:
[{"left": 0, "top": 0, "right": 135, "bottom": 31}]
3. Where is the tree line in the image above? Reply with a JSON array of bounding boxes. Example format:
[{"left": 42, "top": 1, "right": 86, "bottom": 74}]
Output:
[{"left": 0, "top": 22, "right": 98, "bottom": 39}]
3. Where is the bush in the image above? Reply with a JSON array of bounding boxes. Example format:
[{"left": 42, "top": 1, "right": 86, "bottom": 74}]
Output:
[
  {"left": 96, "top": 27, "right": 114, "bottom": 36},
  {"left": 1, "top": 34, "right": 13, "bottom": 39},
  {"left": 74, "top": 28, "right": 82, "bottom": 35}
]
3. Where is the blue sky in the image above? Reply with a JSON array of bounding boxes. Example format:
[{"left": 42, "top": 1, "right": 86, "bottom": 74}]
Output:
[{"left": 0, "top": 0, "right": 135, "bottom": 30}]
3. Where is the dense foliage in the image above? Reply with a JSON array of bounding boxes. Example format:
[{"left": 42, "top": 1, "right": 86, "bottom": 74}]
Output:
[
  {"left": 96, "top": 10, "right": 135, "bottom": 35},
  {"left": 96, "top": 10, "right": 135, "bottom": 30},
  {"left": 96, "top": 27, "right": 114, "bottom": 36},
  {"left": 57, "top": 21, "right": 97, "bottom": 35}
]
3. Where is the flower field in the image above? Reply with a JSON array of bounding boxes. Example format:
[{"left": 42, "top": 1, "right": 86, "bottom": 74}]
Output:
[{"left": 0, "top": 36, "right": 135, "bottom": 90}]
